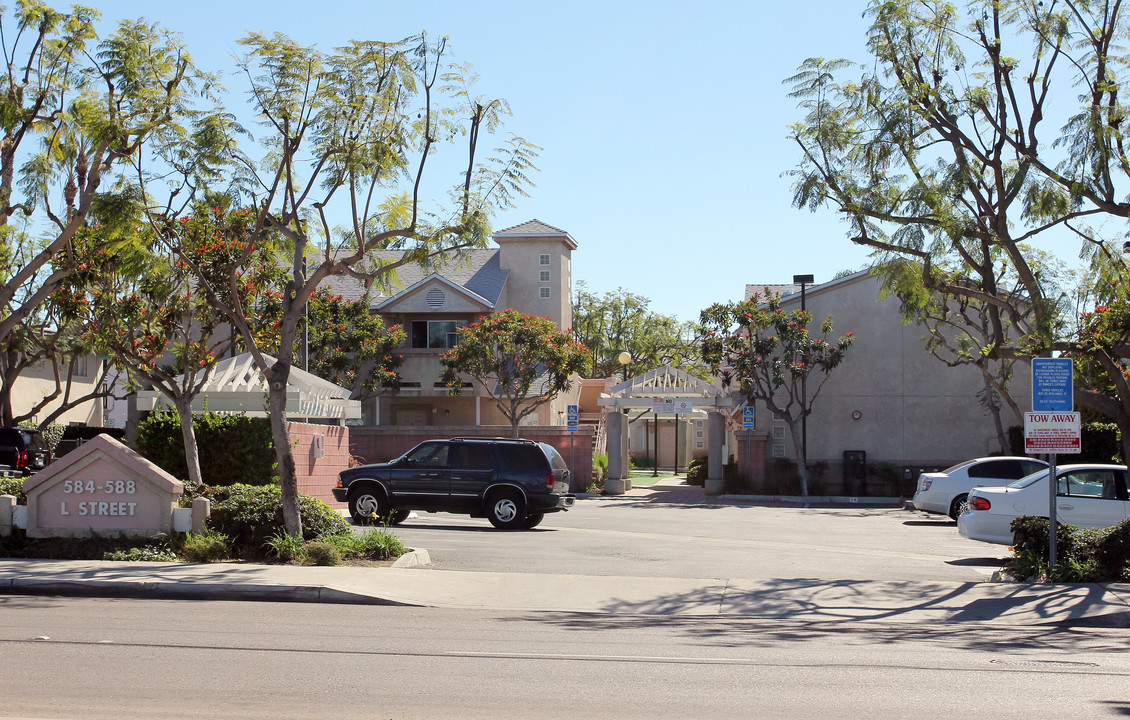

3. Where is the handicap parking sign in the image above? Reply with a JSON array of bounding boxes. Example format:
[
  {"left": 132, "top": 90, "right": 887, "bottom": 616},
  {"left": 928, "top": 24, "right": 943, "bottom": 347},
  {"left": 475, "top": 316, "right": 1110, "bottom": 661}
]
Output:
[{"left": 742, "top": 407, "right": 755, "bottom": 429}]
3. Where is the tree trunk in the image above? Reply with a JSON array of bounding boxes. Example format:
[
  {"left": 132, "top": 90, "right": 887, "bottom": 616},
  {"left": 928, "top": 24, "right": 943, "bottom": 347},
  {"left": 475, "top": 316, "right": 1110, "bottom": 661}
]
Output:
[
  {"left": 979, "top": 371, "right": 1010, "bottom": 455},
  {"left": 787, "top": 414, "right": 809, "bottom": 496},
  {"left": 267, "top": 363, "right": 302, "bottom": 538},
  {"left": 174, "top": 394, "right": 204, "bottom": 488}
]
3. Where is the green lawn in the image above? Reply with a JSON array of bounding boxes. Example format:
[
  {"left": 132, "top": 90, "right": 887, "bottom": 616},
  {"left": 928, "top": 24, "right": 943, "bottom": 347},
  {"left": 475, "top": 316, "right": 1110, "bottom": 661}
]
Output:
[{"left": 627, "top": 471, "right": 678, "bottom": 487}]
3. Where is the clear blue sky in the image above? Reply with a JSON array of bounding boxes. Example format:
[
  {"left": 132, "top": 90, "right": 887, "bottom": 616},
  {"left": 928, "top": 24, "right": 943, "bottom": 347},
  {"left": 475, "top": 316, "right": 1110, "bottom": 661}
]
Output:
[{"left": 88, "top": 0, "right": 881, "bottom": 322}]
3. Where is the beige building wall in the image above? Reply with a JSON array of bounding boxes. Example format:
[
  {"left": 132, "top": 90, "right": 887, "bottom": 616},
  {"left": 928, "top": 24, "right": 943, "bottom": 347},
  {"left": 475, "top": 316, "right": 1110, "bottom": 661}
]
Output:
[
  {"left": 755, "top": 272, "right": 1031, "bottom": 470},
  {"left": 495, "top": 229, "right": 575, "bottom": 331},
  {"left": 10, "top": 356, "right": 106, "bottom": 426}
]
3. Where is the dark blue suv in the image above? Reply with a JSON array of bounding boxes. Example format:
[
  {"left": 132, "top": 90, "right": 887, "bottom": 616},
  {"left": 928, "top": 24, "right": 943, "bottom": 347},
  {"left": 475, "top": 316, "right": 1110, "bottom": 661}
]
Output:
[{"left": 334, "top": 437, "right": 576, "bottom": 530}]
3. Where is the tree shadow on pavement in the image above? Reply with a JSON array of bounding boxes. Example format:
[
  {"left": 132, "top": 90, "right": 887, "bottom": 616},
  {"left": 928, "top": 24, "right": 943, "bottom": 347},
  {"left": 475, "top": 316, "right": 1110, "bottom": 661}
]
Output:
[
  {"left": 514, "top": 606, "right": 1130, "bottom": 655},
  {"left": 511, "top": 576, "right": 1130, "bottom": 647}
]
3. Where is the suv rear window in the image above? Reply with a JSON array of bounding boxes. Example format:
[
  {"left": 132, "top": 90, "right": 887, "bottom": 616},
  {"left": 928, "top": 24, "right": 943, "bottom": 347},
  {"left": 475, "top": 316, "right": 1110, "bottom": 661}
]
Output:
[
  {"left": 20, "top": 430, "right": 47, "bottom": 451},
  {"left": 540, "top": 443, "right": 568, "bottom": 472},
  {"left": 500, "top": 445, "right": 549, "bottom": 473}
]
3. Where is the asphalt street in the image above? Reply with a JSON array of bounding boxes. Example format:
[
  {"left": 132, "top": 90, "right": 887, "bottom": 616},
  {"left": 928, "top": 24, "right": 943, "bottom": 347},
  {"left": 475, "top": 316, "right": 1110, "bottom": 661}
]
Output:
[
  {"left": 3, "top": 597, "right": 1128, "bottom": 719},
  {"left": 386, "top": 493, "right": 1008, "bottom": 583}
]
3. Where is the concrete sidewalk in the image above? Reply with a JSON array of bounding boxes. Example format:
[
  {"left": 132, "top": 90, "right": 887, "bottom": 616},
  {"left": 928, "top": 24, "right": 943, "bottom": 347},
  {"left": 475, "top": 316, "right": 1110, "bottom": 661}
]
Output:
[{"left": 1, "top": 558, "right": 1128, "bottom": 626}]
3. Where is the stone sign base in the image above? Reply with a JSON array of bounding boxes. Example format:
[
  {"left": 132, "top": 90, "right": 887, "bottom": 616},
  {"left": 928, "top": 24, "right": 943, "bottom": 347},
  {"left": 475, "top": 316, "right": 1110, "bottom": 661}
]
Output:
[{"left": 22, "top": 435, "right": 184, "bottom": 539}]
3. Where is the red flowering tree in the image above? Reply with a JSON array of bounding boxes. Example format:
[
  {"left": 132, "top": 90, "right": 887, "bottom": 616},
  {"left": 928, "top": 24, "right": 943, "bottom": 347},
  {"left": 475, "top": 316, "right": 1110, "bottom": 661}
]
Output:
[
  {"left": 62, "top": 209, "right": 285, "bottom": 487},
  {"left": 142, "top": 34, "right": 537, "bottom": 537},
  {"left": 1072, "top": 293, "right": 1130, "bottom": 461},
  {"left": 700, "top": 289, "right": 855, "bottom": 495},
  {"left": 302, "top": 289, "right": 405, "bottom": 397},
  {"left": 439, "top": 309, "right": 589, "bottom": 438},
  {"left": 0, "top": 7, "right": 226, "bottom": 427}
]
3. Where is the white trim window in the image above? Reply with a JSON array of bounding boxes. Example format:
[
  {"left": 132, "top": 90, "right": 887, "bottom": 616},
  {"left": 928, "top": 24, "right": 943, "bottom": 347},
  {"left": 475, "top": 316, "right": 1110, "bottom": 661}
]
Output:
[
  {"left": 539, "top": 287, "right": 551, "bottom": 299},
  {"left": 539, "top": 270, "right": 551, "bottom": 282},
  {"left": 539, "top": 253, "right": 551, "bottom": 266}
]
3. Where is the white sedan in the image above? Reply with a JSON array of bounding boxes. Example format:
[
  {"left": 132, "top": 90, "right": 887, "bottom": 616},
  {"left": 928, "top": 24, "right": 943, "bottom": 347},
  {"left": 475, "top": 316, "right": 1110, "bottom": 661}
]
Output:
[
  {"left": 957, "top": 464, "right": 1130, "bottom": 545},
  {"left": 912, "top": 456, "right": 1048, "bottom": 520}
]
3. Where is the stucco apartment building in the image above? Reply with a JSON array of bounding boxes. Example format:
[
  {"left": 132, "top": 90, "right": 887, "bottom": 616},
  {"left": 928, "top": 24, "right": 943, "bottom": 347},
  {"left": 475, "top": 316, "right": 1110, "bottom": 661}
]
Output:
[
  {"left": 324, "top": 219, "right": 582, "bottom": 429},
  {"left": 742, "top": 271, "right": 1033, "bottom": 494},
  {"left": 6, "top": 355, "right": 110, "bottom": 427}
]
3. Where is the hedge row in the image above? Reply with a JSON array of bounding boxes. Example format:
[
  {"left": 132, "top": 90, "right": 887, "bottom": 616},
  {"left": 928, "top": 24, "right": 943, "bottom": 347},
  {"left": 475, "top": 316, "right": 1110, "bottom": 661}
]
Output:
[
  {"left": 137, "top": 410, "right": 276, "bottom": 486},
  {"left": 1007, "top": 516, "right": 1130, "bottom": 582}
]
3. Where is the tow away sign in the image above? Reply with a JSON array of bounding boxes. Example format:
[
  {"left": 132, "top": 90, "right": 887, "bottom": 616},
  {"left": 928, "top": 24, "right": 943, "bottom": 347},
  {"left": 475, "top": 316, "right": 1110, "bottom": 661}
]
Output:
[{"left": 1024, "top": 412, "right": 1081, "bottom": 454}]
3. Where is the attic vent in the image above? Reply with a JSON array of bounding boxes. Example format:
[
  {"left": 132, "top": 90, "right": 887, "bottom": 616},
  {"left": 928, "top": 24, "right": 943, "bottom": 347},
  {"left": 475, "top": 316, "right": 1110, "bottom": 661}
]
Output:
[{"left": 426, "top": 288, "right": 446, "bottom": 309}]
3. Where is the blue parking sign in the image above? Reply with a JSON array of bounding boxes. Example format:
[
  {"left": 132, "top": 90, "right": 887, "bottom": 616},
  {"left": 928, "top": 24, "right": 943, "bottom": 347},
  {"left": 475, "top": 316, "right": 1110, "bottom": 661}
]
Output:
[
  {"left": 742, "top": 406, "right": 755, "bottom": 429},
  {"left": 1032, "top": 358, "right": 1073, "bottom": 412}
]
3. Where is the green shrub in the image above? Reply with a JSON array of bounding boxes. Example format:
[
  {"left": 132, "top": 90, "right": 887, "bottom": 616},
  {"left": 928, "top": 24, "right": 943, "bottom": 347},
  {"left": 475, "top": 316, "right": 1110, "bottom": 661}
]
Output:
[
  {"left": 593, "top": 452, "right": 608, "bottom": 481},
  {"left": 323, "top": 528, "right": 408, "bottom": 560},
  {"left": 303, "top": 541, "right": 343, "bottom": 566},
  {"left": 179, "top": 530, "right": 232, "bottom": 562},
  {"left": 1079, "top": 423, "right": 1122, "bottom": 463},
  {"left": 1010, "top": 516, "right": 1084, "bottom": 562},
  {"left": 0, "top": 476, "right": 26, "bottom": 504},
  {"left": 0, "top": 530, "right": 175, "bottom": 561},
  {"left": 686, "top": 457, "right": 707, "bottom": 486},
  {"left": 264, "top": 530, "right": 306, "bottom": 562},
  {"left": 209, "top": 484, "right": 349, "bottom": 555},
  {"left": 1091, "top": 521, "right": 1130, "bottom": 580},
  {"left": 36, "top": 423, "right": 66, "bottom": 453},
  {"left": 1006, "top": 516, "right": 1130, "bottom": 582},
  {"left": 137, "top": 409, "right": 277, "bottom": 486},
  {"left": 104, "top": 546, "right": 181, "bottom": 562},
  {"left": 630, "top": 454, "right": 655, "bottom": 470}
]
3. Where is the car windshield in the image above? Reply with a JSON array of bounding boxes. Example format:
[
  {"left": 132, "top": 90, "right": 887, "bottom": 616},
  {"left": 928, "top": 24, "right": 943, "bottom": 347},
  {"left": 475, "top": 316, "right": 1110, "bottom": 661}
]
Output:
[{"left": 1008, "top": 469, "right": 1049, "bottom": 489}]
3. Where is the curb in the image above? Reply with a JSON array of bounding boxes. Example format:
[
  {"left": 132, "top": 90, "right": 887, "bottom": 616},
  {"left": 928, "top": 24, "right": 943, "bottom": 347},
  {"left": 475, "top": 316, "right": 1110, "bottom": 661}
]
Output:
[
  {"left": 392, "top": 549, "right": 431, "bottom": 568},
  {"left": 1, "top": 576, "right": 414, "bottom": 605}
]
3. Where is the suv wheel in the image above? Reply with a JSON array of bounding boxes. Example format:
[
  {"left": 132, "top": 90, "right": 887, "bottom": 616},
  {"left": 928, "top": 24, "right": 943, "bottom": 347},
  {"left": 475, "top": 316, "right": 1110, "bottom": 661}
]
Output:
[
  {"left": 487, "top": 489, "right": 526, "bottom": 530},
  {"left": 349, "top": 485, "right": 389, "bottom": 525},
  {"left": 521, "top": 512, "right": 545, "bottom": 529}
]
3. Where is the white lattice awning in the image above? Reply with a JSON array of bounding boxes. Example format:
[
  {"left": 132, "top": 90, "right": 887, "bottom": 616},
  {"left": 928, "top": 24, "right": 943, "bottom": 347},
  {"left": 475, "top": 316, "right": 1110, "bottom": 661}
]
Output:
[
  {"left": 135, "top": 353, "right": 360, "bottom": 420},
  {"left": 598, "top": 365, "right": 734, "bottom": 411}
]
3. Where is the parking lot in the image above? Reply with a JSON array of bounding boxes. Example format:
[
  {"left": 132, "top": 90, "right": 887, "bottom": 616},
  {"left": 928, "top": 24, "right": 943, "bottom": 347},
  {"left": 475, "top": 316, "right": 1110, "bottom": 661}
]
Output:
[{"left": 384, "top": 493, "right": 1009, "bottom": 583}]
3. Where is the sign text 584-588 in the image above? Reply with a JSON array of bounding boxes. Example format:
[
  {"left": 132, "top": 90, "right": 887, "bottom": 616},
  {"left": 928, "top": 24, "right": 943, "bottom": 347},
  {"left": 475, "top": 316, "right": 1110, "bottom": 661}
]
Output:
[{"left": 59, "top": 478, "right": 139, "bottom": 517}]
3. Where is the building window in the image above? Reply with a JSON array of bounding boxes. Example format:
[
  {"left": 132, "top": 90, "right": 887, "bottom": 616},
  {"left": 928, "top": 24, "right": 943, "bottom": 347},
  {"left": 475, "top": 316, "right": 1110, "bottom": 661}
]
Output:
[
  {"left": 539, "top": 287, "right": 551, "bottom": 299},
  {"left": 410, "top": 320, "right": 466, "bottom": 349},
  {"left": 71, "top": 356, "right": 88, "bottom": 378},
  {"left": 540, "top": 270, "right": 551, "bottom": 282},
  {"left": 539, "top": 253, "right": 551, "bottom": 266}
]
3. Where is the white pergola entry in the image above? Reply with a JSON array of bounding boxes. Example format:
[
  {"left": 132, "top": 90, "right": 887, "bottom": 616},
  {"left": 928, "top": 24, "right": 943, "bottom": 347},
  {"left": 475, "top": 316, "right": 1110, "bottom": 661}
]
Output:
[
  {"left": 597, "top": 365, "right": 733, "bottom": 494},
  {"left": 135, "top": 353, "right": 360, "bottom": 422}
]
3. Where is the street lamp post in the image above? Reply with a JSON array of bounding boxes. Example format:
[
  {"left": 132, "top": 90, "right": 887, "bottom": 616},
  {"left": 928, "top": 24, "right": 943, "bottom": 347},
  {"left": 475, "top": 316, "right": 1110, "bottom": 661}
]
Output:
[{"left": 793, "top": 274, "right": 814, "bottom": 478}]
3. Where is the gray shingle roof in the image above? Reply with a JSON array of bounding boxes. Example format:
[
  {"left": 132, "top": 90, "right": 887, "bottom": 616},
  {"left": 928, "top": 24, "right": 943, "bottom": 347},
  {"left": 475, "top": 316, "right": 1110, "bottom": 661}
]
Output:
[
  {"left": 319, "top": 249, "right": 507, "bottom": 310},
  {"left": 301, "top": 217, "right": 562, "bottom": 310},
  {"left": 494, "top": 219, "right": 569, "bottom": 236}
]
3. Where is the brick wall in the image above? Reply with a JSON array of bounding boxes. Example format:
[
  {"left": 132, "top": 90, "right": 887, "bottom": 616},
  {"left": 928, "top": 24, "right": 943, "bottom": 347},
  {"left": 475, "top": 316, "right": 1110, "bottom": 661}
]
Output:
[
  {"left": 288, "top": 422, "right": 351, "bottom": 506},
  {"left": 731, "top": 429, "right": 768, "bottom": 491},
  {"left": 349, "top": 425, "right": 595, "bottom": 493}
]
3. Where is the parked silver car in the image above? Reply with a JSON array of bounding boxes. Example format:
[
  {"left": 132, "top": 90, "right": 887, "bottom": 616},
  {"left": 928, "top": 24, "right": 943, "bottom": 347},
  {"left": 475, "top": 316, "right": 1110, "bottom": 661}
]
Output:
[
  {"left": 912, "top": 456, "right": 1048, "bottom": 520},
  {"left": 957, "top": 464, "right": 1130, "bottom": 545}
]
